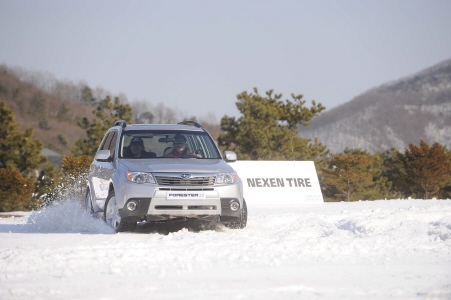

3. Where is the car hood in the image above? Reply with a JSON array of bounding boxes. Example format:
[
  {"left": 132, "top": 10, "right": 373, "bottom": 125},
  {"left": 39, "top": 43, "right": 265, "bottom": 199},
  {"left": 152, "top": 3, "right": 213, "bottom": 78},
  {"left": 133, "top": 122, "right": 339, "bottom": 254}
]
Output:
[{"left": 119, "top": 158, "right": 236, "bottom": 174}]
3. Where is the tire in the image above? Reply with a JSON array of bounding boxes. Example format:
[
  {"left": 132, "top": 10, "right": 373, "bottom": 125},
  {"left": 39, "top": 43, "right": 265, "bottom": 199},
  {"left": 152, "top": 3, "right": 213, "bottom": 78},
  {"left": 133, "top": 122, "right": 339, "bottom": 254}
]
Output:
[
  {"left": 84, "top": 188, "right": 96, "bottom": 217},
  {"left": 103, "top": 190, "right": 137, "bottom": 232},
  {"left": 227, "top": 199, "right": 247, "bottom": 229}
]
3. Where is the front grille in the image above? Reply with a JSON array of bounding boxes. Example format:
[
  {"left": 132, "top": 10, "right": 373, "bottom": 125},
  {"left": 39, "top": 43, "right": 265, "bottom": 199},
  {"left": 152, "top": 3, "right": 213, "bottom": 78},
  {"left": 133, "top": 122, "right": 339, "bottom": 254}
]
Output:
[{"left": 155, "top": 176, "right": 215, "bottom": 186}]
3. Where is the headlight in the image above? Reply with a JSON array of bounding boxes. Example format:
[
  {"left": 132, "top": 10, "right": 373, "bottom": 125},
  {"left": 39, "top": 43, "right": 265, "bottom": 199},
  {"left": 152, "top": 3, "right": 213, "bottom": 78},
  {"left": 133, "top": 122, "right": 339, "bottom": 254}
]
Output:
[
  {"left": 126, "top": 171, "right": 156, "bottom": 184},
  {"left": 216, "top": 172, "right": 237, "bottom": 184}
]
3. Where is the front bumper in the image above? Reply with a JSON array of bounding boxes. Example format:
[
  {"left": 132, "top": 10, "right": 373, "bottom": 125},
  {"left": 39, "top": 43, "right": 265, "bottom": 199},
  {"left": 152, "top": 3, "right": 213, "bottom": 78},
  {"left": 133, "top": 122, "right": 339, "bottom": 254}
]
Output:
[
  {"left": 120, "top": 196, "right": 242, "bottom": 223},
  {"left": 117, "top": 181, "right": 243, "bottom": 223}
]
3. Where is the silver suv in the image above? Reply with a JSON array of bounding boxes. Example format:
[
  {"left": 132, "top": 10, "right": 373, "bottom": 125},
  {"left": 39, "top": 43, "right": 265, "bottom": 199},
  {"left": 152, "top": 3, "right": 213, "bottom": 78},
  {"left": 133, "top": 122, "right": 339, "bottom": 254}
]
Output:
[{"left": 85, "top": 120, "right": 247, "bottom": 232}]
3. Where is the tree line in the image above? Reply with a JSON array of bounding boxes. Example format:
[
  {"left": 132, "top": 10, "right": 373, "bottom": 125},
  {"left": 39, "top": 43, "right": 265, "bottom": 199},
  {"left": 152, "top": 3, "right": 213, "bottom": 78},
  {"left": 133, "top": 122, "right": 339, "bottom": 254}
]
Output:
[
  {"left": 217, "top": 88, "right": 451, "bottom": 201},
  {"left": 1, "top": 88, "right": 450, "bottom": 211}
]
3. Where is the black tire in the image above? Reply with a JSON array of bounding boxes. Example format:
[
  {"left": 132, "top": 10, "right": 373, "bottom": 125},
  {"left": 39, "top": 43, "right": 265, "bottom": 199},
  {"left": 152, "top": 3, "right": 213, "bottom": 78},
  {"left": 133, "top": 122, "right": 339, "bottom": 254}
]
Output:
[
  {"left": 103, "top": 190, "right": 137, "bottom": 232},
  {"left": 84, "top": 188, "right": 96, "bottom": 217},
  {"left": 227, "top": 199, "right": 247, "bottom": 229}
]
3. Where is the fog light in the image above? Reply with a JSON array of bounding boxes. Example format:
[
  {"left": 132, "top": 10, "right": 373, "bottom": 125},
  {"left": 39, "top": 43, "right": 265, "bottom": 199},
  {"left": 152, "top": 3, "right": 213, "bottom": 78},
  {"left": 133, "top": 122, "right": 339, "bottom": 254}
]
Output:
[
  {"left": 230, "top": 201, "right": 240, "bottom": 211},
  {"left": 126, "top": 201, "right": 138, "bottom": 211}
]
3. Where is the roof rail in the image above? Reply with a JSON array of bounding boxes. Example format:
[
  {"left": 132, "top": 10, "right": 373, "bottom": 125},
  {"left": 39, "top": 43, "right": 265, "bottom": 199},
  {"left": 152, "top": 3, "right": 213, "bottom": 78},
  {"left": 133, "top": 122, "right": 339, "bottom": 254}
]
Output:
[
  {"left": 112, "top": 120, "right": 127, "bottom": 128},
  {"left": 177, "top": 120, "right": 202, "bottom": 128}
]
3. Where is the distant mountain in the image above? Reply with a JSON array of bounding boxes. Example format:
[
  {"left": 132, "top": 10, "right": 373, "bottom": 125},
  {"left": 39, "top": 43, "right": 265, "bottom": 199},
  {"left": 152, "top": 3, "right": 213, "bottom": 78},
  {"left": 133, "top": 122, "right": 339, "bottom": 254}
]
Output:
[
  {"left": 0, "top": 66, "right": 93, "bottom": 155},
  {"left": 0, "top": 65, "right": 221, "bottom": 157},
  {"left": 301, "top": 58, "right": 451, "bottom": 153}
]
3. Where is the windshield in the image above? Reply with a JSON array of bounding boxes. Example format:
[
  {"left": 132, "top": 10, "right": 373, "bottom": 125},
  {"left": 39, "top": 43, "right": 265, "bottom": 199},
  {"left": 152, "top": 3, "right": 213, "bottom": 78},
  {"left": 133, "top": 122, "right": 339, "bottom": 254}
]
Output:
[{"left": 119, "top": 130, "right": 221, "bottom": 159}]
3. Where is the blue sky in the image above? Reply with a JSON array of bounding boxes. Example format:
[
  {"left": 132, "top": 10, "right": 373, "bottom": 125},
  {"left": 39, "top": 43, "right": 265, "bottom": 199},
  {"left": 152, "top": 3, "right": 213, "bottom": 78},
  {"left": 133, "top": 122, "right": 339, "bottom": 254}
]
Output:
[{"left": 1, "top": 0, "right": 450, "bottom": 119}]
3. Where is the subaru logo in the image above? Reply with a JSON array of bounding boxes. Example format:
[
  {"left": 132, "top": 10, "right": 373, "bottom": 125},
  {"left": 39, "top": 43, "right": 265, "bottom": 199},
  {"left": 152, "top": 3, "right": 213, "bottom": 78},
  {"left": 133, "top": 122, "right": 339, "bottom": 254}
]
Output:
[{"left": 180, "top": 174, "right": 191, "bottom": 179}]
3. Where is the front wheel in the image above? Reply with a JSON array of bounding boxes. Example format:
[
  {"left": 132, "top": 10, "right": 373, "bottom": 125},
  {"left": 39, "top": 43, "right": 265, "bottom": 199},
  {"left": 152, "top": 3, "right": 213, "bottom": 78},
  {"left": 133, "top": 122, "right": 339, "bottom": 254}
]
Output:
[
  {"left": 84, "top": 188, "right": 96, "bottom": 217},
  {"left": 104, "top": 190, "right": 137, "bottom": 232},
  {"left": 227, "top": 199, "right": 247, "bottom": 229}
]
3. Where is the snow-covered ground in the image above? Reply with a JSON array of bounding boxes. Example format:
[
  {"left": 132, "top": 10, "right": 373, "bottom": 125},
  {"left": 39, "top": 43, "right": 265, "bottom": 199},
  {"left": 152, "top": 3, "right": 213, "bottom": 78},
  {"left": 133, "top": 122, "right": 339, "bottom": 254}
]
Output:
[{"left": 1, "top": 199, "right": 450, "bottom": 300}]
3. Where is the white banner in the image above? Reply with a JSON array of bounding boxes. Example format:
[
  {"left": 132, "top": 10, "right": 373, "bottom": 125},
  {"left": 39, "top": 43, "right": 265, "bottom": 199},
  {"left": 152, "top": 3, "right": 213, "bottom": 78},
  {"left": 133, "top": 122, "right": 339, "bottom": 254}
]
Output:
[{"left": 230, "top": 161, "right": 324, "bottom": 205}]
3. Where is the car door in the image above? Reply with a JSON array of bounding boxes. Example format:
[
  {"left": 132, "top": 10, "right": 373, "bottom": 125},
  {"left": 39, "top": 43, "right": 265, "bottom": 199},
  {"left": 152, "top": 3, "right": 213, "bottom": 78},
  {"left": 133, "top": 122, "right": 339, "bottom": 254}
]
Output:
[{"left": 90, "top": 130, "right": 118, "bottom": 211}]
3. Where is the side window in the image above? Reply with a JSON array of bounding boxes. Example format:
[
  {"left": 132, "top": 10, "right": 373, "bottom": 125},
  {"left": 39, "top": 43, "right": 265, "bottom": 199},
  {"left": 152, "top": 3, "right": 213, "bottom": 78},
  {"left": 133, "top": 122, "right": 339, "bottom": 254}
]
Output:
[
  {"left": 99, "top": 130, "right": 118, "bottom": 154},
  {"left": 108, "top": 131, "right": 118, "bottom": 158},
  {"left": 100, "top": 132, "right": 113, "bottom": 151}
]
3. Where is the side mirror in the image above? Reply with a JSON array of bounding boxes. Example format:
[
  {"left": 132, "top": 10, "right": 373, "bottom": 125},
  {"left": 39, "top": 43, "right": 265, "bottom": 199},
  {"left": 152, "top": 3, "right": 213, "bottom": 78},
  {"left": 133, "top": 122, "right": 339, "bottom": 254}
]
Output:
[
  {"left": 95, "top": 150, "right": 111, "bottom": 161},
  {"left": 224, "top": 151, "right": 237, "bottom": 162}
]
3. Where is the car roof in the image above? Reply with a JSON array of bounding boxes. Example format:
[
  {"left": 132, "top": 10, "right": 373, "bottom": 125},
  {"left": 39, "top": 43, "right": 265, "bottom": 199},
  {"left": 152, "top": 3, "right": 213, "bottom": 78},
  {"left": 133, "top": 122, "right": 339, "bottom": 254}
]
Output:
[{"left": 115, "top": 123, "right": 205, "bottom": 132}]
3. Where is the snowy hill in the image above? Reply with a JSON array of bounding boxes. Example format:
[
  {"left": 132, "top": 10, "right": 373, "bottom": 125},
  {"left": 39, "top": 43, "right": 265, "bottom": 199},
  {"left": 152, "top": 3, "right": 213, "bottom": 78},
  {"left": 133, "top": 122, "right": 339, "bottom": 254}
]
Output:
[{"left": 301, "top": 58, "right": 451, "bottom": 153}]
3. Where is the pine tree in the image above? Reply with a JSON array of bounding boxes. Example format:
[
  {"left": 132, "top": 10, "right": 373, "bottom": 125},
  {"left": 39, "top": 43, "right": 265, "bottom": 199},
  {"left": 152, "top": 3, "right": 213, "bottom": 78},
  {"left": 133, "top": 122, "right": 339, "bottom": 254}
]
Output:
[
  {"left": 34, "top": 162, "right": 61, "bottom": 205},
  {"left": 396, "top": 140, "right": 451, "bottom": 199},
  {"left": 380, "top": 148, "right": 407, "bottom": 198},
  {"left": 322, "top": 153, "right": 372, "bottom": 201},
  {"left": 0, "top": 102, "right": 48, "bottom": 211},
  {"left": 0, "top": 101, "right": 47, "bottom": 176},
  {"left": 81, "top": 86, "right": 96, "bottom": 106},
  {"left": 339, "top": 148, "right": 394, "bottom": 200},
  {"left": 218, "top": 88, "right": 328, "bottom": 161},
  {"left": 440, "top": 148, "right": 451, "bottom": 199},
  {"left": 72, "top": 96, "right": 133, "bottom": 156},
  {"left": 0, "top": 168, "right": 35, "bottom": 212}
]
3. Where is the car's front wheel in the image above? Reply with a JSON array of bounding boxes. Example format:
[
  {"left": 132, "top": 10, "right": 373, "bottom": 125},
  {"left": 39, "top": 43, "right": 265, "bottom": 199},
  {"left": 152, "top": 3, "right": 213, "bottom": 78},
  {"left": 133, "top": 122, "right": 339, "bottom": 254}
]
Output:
[
  {"left": 104, "top": 190, "right": 137, "bottom": 232},
  {"left": 84, "top": 188, "right": 96, "bottom": 217},
  {"left": 227, "top": 199, "right": 247, "bottom": 229}
]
